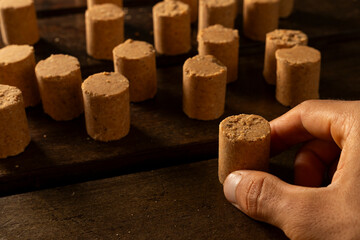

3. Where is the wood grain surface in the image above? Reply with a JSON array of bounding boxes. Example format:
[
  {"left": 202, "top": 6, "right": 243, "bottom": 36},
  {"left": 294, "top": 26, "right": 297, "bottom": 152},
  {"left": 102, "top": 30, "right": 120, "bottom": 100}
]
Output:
[
  {"left": 0, "top": 158, "right": 293, "bottom": 239},
  {"left": 0, "top": 0, "right": 359, "bottom": 196}
]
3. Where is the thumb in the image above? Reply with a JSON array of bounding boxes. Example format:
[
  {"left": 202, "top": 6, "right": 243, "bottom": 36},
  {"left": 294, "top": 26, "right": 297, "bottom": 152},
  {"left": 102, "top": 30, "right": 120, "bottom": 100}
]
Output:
[{"left": 223, "top": 170, "right": 313, "bottom": 229}]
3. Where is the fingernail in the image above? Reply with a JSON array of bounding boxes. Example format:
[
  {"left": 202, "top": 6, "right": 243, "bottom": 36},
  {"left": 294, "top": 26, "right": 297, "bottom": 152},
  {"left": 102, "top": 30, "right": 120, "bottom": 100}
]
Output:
[{"left": 223, "top": 172, "right": 242, "bottom": 204}]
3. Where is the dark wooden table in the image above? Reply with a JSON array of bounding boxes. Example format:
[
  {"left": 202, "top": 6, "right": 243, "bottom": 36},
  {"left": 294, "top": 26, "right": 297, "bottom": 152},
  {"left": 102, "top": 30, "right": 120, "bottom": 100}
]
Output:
[{"left": 0, "top": 0, "right": 360, "bottom": 239}]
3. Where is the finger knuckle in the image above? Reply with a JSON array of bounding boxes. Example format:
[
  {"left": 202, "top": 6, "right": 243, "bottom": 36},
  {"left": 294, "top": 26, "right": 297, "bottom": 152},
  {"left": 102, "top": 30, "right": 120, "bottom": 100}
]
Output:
[
  {"left": 298, "top": 99, "right": 318, "bottom": 109},
  {"left": 244, "top": 176, "right": 267, "bottom": 219},
  {"left": 333, "top": 109, "right": 357, "bottom": 143}
]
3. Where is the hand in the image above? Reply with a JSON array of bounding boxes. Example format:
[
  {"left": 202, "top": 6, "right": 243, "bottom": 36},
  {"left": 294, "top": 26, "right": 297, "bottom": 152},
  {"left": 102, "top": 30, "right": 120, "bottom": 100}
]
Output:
[{"left": 223, "top": 100, "right": 360, "bottom": 240}]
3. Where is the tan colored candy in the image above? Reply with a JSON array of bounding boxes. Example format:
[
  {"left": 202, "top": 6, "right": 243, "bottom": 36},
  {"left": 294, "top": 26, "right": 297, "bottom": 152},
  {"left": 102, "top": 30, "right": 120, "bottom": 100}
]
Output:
[
  {"left": 85, "top": 3, "right": 124, "bottom": 60},
  {"left": 198, "top": 0, "right": 237, "bottom": 31},
  {"left": 113, "top": 39, "right": 157, "bottom": 102},
  {"left": 0, "top": 84, "right": 31, "bottom": 159},
  {"left": 276, "top": 45, "right": 321, "bottom": 107},
  {"left": 198, "top": 24, "right": 239, "bottom": 83},
  {"left": 165, "top": 0, "right": 198, "bottom": 23},
  {"left": 82, "top": 72, "right": 130, "bottom": 142},
  {"left": 243, "top": 0, "right": 279, "bottom": 41},
  {"left": 218, "top": 114, "right": 270, "bottom": 184},
  {"left": 35, "top": 54, "right": 84, "bottom": 121},
  {"left": 183, "top": 55, "right": 227, "bottom": 120},
  {"left": 87, "top": 0, "right": 123, "bottom": 8},
  {"left": 279, "top": 0, "right": 294, "bottom": 18},
  {"left": 263, "top": 29, "right": 308, "bottom": 85},
  {"left": 0, "top": 45, "right": 40, "bottom": 107},
  {"left": 153, "top": 0, "right": 191, "bottom": 55},
  {"left": 0, "top": 0, "right": 39, "bottom": 45}
]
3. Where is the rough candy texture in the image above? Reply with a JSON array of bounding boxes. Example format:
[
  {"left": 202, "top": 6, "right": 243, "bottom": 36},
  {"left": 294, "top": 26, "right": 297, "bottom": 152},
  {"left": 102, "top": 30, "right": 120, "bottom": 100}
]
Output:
[
  {"left": 82, "top": 72, "right": 130, "bottom": 142},
  {"left": 87, "top": 0, "right": 123, "bottom": 8},
  {"left": 165, "top": 0, "right": 198, "bottom": 23},
  {"left": 198, "top": 0, "right": 236, "bottom": 30},
  {"left": 218, "top": 114, "right": 270, "bottom": 184},
  {"left": 243, "top": 0, "right": 279, "bottom": 42},
  {"left": 0, "top": 45, "right": 40, "bottom": 107},
  {"left": 113, "top": 39, "right": 157, "bottom": 102},
  {"left": 0, "top": 0, "right": 39, "bottom": 45},
  {"left": 0, "top": 84, "right": 31, "bottom": 159},
  {"left": 86, "top": 3, "right": 124, "bottom": 60},
  {"left": 183, "top": 55, "right": 227, "bottom": 120},
  {"left": 35, "top": 54, "right": 84, "bottom": 121},
  {"left": 275, "top": 45, "right": 321, "bottom": 107},
  {"left": 153, "top": 0, "right": 191, "bottom": 55},
  {"left": 198, "top": 24, "right": 239, "bottom": 83},
  {"left": 263, "top": 29, "right": 308, "bottom": 85}
]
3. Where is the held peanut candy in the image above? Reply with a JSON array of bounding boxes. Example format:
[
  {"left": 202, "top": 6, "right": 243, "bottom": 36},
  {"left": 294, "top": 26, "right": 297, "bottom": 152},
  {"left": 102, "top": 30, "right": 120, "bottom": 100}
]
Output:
[
  {"left": 0, "top": 84, "right": 31, "bottom": 159},
  {"left": 197, "top": 24, "right": 239, "bottom": 83},
  {"left": 243, "top": 0, "right": 279, "bottom": 42},
  {"left": 183, "top": 55, "right": 227, "bottom": 120},
  {"left": 113, "top": 39, "right": 157, "bottom": 102},
  {"left": 218, "top": 114, "right": 270, "bottom": 184},
  {"left": 85, "top": 3, "right": 124, "bottom": 60},
  {"left": 0, "top": 0, "right": 39, "bottom": 45},
  {"left": 35, "top": 54, "right": 84, "bottom": 121},
  {"left": 153, "top": 0, "right": 191, "bottom": 55},
  {"left": 198, "top": 0, "right": 237, "bottom": 31},
  {"left": 82, "top": 72, "right": 130, "bottom": 142},
  {"left": 0, "top": 45, "right": 40, "bottom": 107},
  {"left": 275, "top": 45, "right": 321, "bottom": 107},
  {"left": 263, "top": 29, "right": 308, "bottom": 85}
]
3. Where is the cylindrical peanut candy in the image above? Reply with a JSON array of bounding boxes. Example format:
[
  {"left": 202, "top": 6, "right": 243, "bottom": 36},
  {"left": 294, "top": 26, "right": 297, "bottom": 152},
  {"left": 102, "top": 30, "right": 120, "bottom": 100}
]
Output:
[
  {"left": 0, "top": 45, "right": 40, "bottom": 107},
  {"left": 82, "top": 72, "right": 130, "bottom": 142},
  {"left": 113, "top": 39, "right": 157, "bottom": 102},
  {"left": 263, "top": 29, "right": 308, "bottom": 85},
  {"left": 198, "top": 0, "right": 237, "bottom": 31},
  {"left": 35, "top": 54, "right": 84, "bottom": 121},
  {"left": 276, "top": 45, "right": 321, "bottom": 107},
  {"left": 243, "top": 0, "right": 279, "bottom": 42},
  {"left": 279, "top": 0, "right": 294, "bottom": 18},
  {"left": 0, "top": 84, "right": 31, "bottom": 159},
  {"left": 198, "top": 24, "right": 239, "bottom": 83},
  {"left": 183, "top": 55, "right": 227, "bottom": 120},
  {"left": 0, "top": 0, "right": 39, "bottom": 45},
  {"left": 86, "top": 3, "right": 124, "bottom": 60},
  {"left": 165, "top": 0, "right": 198, "bottom": 23},
  {"left": 218, "top": 114, "right": 270, "bottom": 184},
  {"left": 87, "top": 0, "right": 123, "bottom": 8},
  {"left": 153, "top": 0, "right": 191, "bottom": 55}
]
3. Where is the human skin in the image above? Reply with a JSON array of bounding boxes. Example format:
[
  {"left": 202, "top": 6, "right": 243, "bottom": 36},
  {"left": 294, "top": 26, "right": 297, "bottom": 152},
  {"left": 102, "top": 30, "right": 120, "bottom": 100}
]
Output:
[{"left": 223, "top": 100, "right": 360, "bottom": 240}]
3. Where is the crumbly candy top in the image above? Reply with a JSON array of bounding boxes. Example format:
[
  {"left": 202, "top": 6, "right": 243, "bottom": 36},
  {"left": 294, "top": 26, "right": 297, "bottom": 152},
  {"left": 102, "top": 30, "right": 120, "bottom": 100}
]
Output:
[
  {"left": 220, "top": 114, "right": 270, "bottom": 141},
  {"left": 82, "top": 72, "right": 129, "bottom": 97}
]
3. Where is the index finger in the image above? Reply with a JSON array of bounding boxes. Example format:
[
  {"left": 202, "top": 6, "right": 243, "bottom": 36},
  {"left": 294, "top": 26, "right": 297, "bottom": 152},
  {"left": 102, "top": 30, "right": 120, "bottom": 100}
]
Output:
[{"left": 270, "top": 100, "right": 356, "bottom": 155}]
